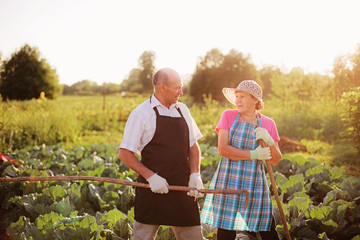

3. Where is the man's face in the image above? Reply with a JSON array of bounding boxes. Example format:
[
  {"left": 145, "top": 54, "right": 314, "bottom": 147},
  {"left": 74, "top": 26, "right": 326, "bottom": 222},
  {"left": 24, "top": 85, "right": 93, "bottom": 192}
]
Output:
[{"left": 163, "top": 74, "right": 183, "bottom": 106}]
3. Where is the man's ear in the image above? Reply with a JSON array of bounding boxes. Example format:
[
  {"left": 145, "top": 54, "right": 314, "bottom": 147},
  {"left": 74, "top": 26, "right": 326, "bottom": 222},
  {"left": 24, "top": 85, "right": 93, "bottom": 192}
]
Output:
[{"left": 159, "top": 82, "right": 166, "bottom": 92}]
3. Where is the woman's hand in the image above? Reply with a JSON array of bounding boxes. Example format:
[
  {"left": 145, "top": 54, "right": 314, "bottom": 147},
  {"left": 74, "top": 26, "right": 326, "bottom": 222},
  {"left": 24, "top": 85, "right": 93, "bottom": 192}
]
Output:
[
  {"left": 254, "top": 128, "right": 274, "bottom": 146},
  {"left": 250, "top": 145, "right": 271, "bottom": 160}
]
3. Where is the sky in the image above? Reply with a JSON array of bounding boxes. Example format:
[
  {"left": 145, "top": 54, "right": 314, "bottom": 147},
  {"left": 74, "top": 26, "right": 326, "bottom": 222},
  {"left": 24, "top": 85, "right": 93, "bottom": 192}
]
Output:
[{"left": 1, "top": 0, "right": 360, "bottom": 85}]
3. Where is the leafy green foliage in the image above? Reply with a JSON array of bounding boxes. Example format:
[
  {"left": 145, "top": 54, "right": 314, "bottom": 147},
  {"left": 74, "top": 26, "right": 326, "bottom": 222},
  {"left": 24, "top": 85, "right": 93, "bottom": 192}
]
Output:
[
  {"left": 333, "top": 43, "right": 360, "bottom": 99},
  {"left": 272, "top": 154, "right": 360, "bottom": 239},
  {"left": 138, "top": 51, "right": 156, "bottom": 93},
  {"left": 340, "top": 87, "right": 360, "bottom": 154},
  {"left": 0, "top": 95, "right": 147, "bottom": 152},
  {"left": 0, "top": 44, "right": 61, "bottom": 100},
  {"left": 1, "top": 144, "right": 360, "bottom": 239},
  {"left": 2, "top": 143, "right": 136, "bottom": 240},
  {"left": 189, "top": 48, "right": 258, "bottom": 102}
]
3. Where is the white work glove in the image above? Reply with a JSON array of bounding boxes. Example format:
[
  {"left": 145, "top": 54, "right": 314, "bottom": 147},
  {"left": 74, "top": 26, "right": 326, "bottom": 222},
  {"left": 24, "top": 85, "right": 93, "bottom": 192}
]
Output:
[
  {"left": 146, "top": 173, "right": 169, "bottom": 194},
  {"left": 250, "top": 145, "right": 271, "bottom": 160},
  {"left": 254, "top": 127, "right": 274, "bottom": 146},
  {"left": 187, "top": 173, "right": 204, "bottom": 198}
]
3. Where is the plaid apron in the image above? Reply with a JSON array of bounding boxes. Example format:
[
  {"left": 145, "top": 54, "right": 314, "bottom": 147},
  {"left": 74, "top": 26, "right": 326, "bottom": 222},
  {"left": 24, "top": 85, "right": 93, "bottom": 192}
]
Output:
[{"left": 200, "top": 113, "right": 272, "bottom": 231}]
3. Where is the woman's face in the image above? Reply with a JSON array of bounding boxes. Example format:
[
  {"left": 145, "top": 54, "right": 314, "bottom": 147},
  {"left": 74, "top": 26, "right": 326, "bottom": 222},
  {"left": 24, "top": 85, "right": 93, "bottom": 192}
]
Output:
[{"left": 235, "top": 91, "right": 258, "bottom": 113}]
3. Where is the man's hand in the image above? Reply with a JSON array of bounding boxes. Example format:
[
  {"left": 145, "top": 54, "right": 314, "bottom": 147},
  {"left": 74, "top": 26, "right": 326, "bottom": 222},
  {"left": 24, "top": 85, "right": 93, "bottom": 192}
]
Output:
[
  {"left": 187, "top": 173, "right": 204, "bottom": 198},
  {"left": 146, "top": 173, "right": 169, "bottom": 194},
  {"left": 250, "top": 145, "right": 271, "bottom": 160},
  {"left": 254, "top": 128, "right": 274, "bottom": 146}
]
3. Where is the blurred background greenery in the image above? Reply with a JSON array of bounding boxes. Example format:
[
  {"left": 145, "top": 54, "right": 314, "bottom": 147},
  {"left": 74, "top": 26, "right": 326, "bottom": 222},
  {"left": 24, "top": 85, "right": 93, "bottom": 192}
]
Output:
[{"left": 1, "top": 44, "right": 360, "bottom": 177}]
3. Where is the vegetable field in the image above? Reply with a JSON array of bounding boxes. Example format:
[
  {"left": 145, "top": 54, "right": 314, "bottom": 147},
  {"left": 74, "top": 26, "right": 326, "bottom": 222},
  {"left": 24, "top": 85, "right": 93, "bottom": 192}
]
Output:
[
  {"left": 1, "top": 95, "right": 360, "bottom": 239},
  {"left": 1, "top": 143, "right": 360, "bottom": 240}
]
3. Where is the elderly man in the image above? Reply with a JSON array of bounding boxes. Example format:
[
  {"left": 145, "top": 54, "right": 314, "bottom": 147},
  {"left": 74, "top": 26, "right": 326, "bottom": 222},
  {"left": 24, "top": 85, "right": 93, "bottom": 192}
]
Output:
[{"left": 118, "top": 68, "right": 204, "bottom": 240}]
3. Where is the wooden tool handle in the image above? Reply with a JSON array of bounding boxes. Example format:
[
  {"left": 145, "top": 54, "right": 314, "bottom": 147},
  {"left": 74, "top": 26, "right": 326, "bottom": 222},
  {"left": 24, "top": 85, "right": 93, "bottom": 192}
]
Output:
[
  {"left": 0, "top": 175, "right": 250, "bottom": 210},
  {"left": 260, "top": 140, "right": 291, "bottom": 240}
]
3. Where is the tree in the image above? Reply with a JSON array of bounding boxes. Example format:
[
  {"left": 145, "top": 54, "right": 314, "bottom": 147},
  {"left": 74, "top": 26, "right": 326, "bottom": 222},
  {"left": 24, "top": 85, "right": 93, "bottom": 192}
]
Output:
[
  {"left": 63, "top": 80, "right": 100, "bottom": 95},
  {"left": 340, "top": 87, "right": 360, "bottom": 154},
  {"left": 259, "top": 65, "right": 282, "bottom": 99},
  {"left": 333, "top": 43, "right": 360, "bottom": 99},
  {"left": 120, "top": 68, "right": 142, "bottom": 93},
  {"left": 0, "top": 44, "right": 61, "bottom": 100},
  {"left": 138, "top": 51, "right": 156, "bottom": 93},
  {"left": 189, "top": 48, "right": 257, "bottom": 102}
]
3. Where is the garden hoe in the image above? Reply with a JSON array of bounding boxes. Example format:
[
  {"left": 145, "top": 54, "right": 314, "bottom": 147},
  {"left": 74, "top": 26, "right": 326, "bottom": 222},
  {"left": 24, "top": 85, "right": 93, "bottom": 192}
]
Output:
[
  {"left": 260, "top": 139, "right": 291, "bottom": 240},
  {"left": 0, "top": 175, "right": 249, "bottom": 211}
]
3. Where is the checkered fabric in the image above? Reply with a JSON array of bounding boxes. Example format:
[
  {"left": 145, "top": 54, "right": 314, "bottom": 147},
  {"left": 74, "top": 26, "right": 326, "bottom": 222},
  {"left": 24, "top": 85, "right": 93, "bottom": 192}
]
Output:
[{"left": 200, "top": 113, "right": 272, "bottom": 231}]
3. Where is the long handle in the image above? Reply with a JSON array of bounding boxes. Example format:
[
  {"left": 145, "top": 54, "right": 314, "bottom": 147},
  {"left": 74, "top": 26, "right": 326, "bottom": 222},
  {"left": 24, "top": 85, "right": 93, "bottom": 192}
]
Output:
[
  {"left": 260, "top": 140, "right": 291, "bottom": 240},
  {"left": 0, "top": 175, "right": 249, "bottom": 210}
]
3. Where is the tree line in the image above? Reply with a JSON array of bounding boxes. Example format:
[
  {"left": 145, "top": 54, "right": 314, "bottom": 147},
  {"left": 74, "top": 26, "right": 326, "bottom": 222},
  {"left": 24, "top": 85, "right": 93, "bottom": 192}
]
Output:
[
  {"left": 1, "top": 43, "right": 359, "bottom": 101},
  {"left": 1, "top": 43, "right": 360, "bottom": 153}
]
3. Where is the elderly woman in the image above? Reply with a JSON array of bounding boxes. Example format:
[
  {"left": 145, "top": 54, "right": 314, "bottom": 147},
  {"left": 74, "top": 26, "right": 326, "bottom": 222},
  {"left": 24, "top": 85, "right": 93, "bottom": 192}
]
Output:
[{"left": 200, "top": 80, "right": 282, "bottom": 240}]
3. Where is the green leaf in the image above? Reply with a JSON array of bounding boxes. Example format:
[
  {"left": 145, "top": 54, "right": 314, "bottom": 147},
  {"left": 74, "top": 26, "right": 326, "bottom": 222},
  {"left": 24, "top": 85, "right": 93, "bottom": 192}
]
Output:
[
  {"left": 289, "top": 196, "right": 312, "bottom": 218},
  {"left": 156, "top": 226, "right": 176, "bottom": 240},
  {"left": 118, "top": 186, "right": 135, "bottom": 213},
  {"left": 323, "top": 190, "right": 337, "bottom": 206},
  {"left": 113, "top": 218, "right": 130, "bottom": 239},
  {"left": 329, "top": 199, "right": 355, "bottom": 229},
  {"left": 75, "top": 147, "right": 85, "bottom": 160},
  {"left": 103, "top": 190, "right": 120, "bottom": 204},
  {"left": 318, "top": 232, "right": 330, "bottom": 240},
  {"left": 340, "top": 176, "right": 360, "bottom": 199},
  {"left": 79, "top": 214, "right": 100, "bottom": 233},
  {"left": 330, "top": 167, "right": 347, "bottom": 182},
  {"left": 10, "top": 215, "right": 26, "bottom": 230},
  {"left": 36, "top": 212, "right": 63, "bottom": 231},
  {"left": 305, "top": 165, "right": 331, "bottom": 183},
  {"left": 305, "top": 205, "right": 333, "bottom": 220},
  {"left": 43, "top": 185, "right": 67, "bottom": 201},
  {"left": 100, "top": 208, "right": 126, "bottom": 228},
  {"left": 78, "top": 158, "right": 95, "bottom": 170},
  {"left": 57, "top": 197, "right": 74, "bottom": 217},
  {"left": 88, "top": 165, "right": 106, "bottom": 177},
  {"left": 279, "top": 173, "right": 305, "bottom": 196},
  {"left": 274, "top": 172, "right": 288, "bottom": 186}
]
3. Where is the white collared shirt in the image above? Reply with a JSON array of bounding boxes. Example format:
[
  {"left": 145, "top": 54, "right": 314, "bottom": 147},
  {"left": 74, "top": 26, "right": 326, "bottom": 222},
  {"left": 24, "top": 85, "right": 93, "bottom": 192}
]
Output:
[{"left": 120, "top": 94, "right": 202, "bottom": 154}]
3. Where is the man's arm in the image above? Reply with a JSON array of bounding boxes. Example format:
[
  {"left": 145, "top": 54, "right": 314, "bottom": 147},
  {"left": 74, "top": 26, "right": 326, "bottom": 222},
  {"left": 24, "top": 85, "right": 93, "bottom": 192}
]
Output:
[
  {"left": 188, "top": 141, "right": 201, "bottom": 174},
  {"left": 118, "top": 148, "right": 169, "bottom": 194},
  {"left": 118, "top": 148, "right": 154, "bottom": 179},
  {"left": 187, "top": 141, "right": 204, "bottom": 198}
]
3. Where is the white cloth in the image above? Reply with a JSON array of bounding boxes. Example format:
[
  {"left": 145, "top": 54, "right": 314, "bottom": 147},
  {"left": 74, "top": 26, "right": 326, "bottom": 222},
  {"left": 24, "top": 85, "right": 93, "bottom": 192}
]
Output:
[{"left": 120, "top": 94, "right": 202, "bottom": 154}]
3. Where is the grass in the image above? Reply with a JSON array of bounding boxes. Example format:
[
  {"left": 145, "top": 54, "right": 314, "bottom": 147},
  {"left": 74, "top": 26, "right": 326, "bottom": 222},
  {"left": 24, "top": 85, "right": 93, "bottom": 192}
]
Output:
[
  {"left": 285, "top": 139, "right": 360, "bottom": 177},
  {"left": 1, "top": 95, "right": 359, "bottom": 177}
]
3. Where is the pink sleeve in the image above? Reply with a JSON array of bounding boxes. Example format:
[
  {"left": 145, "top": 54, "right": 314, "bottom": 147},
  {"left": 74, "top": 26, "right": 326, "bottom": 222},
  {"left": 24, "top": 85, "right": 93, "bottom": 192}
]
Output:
[
  {"left": 260, "top": 115, "right": 280, "bottom": 142},
  {"left": 216, "top": 109, "right": 237, "bottom": 133}
]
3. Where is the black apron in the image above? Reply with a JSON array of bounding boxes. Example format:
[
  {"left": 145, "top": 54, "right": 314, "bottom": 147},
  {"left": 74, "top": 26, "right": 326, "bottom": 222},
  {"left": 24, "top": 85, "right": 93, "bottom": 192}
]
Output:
[{"left": 134, "top": 103, "right": 200, "bottom": 226}]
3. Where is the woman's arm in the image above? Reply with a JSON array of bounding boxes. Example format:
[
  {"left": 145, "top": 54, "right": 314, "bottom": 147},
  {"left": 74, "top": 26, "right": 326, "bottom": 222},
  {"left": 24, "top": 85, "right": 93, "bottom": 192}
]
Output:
[
  {"left": 218, "top": 129, "right": 252, "bottom": 160},
  {"left": 269, "top": 142, "right": 282, "bottom": 166}
]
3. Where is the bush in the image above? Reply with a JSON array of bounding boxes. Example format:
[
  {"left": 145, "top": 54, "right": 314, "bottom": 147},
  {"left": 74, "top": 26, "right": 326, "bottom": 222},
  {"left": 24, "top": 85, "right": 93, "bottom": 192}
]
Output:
[{"left": 339, "top": 87, "right": 360, "bottom": 154}]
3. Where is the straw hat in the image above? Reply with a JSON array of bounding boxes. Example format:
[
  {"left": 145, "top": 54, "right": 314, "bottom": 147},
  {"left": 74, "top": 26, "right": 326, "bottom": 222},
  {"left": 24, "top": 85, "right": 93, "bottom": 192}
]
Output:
[{"left": 222, "top": 80, "right": 264, "bottom": 109}]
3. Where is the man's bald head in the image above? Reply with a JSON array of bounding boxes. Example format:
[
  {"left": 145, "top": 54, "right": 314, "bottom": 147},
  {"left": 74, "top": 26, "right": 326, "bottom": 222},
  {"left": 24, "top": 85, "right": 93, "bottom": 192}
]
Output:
[{"left": 153, "top": 68, "right": 181, "bottom": 88}]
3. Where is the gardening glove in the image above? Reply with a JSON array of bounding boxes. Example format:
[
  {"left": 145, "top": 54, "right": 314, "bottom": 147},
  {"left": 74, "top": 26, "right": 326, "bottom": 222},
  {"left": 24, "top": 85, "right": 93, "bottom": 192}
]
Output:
[
  {"left": 187, "top": 173, "right": 204, "bottom": 198},
  {"left": 146, "top": 173, "right": 169, "bottom": 194},
  {"left": 250, "top": 145, "right": 271, "bottom": 160},
  {"left": 254, "top": 127, "right": 274, "bottom": 146}
]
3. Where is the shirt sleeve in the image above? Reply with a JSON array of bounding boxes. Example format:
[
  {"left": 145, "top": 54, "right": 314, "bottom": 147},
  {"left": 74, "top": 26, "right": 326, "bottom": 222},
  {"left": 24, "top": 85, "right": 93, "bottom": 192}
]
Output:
[
  {"left": 119, "top": 108, "right": 145, "bottom": 153},
  {"left": 269, "top": 120, "right": 280, "bottom": 142},
  {"left": 216, "top": 109, "right": 236, "bottom": 133},
  {"left": 261, "top": 115, "right": 280, "bottom": 142}
]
